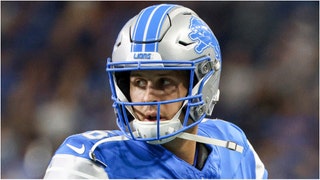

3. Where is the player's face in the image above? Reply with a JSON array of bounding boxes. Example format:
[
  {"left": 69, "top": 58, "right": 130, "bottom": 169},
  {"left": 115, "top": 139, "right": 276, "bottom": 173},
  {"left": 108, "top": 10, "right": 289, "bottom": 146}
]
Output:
[{"left": 130, "top": 70, "right": 188, "bottom": 122}]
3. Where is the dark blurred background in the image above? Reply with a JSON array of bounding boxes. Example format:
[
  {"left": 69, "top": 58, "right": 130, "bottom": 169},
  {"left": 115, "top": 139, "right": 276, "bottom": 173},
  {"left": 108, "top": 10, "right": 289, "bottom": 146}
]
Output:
[{"left": 1, "top": 1, "right": 319, "bottom": 178}]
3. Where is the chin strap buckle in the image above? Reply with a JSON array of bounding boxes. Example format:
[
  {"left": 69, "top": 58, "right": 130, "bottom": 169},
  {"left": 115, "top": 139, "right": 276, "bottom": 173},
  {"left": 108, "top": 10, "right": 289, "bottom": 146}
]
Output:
[{"left": 227, "top": 141, "right": 238, "bottom": 151}]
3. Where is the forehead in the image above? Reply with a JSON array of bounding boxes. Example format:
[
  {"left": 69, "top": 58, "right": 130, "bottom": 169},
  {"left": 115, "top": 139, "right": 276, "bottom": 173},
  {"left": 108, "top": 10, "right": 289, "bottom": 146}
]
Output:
[{"left": 130, "top": 70, "right": 186, "bottom": 77}]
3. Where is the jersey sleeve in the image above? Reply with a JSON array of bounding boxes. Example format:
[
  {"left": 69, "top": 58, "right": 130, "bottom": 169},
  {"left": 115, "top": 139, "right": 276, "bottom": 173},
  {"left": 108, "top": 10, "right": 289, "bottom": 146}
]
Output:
[
  {"left": 199, "top": 119, "right": 268, "bottom": 178},
  {"left": 44, "top": 154, "right": 108, "bottom": 179},
  {"left": 43, "top": 130, "right": 117, "bottom": 179},
  {"left": 247, "top": 140, "right": 268, "bottom": 179},
  {"left": 226, "top": 122, "right": 268, "bottom": 179}
]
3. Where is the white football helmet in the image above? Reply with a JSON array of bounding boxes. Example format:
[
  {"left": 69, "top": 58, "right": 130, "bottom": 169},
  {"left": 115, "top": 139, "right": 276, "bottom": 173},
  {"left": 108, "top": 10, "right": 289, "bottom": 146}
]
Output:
[{"left": 106, "top": 4, "right": 221, "bottom": 144}]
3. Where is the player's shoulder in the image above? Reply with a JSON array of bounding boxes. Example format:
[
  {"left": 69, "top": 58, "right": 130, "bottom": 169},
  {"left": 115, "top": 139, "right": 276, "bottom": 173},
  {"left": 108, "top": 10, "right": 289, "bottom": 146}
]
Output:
[
  {"left": 54, "top": 130, "right": 125, "bottom": 159},
  {"left": 200, "top": 118, "right": 245, "bottom": 132},
  {"left": 45, "top": 130, "right": 125, "bottom": 178},
  {"left": 199, "top": 118, "right": 248, "bottom": 145},
  {"left": 199, "top": 118, "right": 268, "bottom": 179}
]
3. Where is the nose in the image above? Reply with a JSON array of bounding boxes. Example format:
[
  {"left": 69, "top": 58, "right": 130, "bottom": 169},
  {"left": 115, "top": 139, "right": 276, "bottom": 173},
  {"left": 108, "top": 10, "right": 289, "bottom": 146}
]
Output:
[{"left": 142, "top": 83, "right": 161, "bottom": 103}]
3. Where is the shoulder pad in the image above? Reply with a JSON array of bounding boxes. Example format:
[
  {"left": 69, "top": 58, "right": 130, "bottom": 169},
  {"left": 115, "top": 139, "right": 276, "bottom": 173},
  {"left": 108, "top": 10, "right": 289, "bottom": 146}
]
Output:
[{"left": 54, "top": 130, "right": 124, "bottom": 162}]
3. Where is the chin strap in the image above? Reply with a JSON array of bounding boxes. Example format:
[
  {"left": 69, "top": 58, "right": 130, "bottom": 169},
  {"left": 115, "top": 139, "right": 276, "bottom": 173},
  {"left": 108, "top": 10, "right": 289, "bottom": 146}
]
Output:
[{"left": 177, "top": 132, "right": 244, "bottom": 153}]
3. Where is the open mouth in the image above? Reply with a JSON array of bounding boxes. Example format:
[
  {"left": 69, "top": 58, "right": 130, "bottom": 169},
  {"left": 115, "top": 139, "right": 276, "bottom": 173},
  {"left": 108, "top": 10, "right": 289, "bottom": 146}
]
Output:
[
  {"left": 144, "top": 115, "right": 167, "bottom": 122},
  {"left": 145, "top": 115, "right": 158, "bottom": 121},
  {"left": 147, "top": 115, "right": 157, "bottom": 121}
]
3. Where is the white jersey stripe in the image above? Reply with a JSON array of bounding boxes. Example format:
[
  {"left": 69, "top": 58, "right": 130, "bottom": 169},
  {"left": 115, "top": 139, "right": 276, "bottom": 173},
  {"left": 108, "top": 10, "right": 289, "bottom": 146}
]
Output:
[
  {"left": 248, "top": 140, "right": 266, "bottom": 178},
  {"left": 44, "top": 154, "right": 108, "bottom": 179},
  {"left": 45, "top": 167, "right": 98, "bottom": 179}
]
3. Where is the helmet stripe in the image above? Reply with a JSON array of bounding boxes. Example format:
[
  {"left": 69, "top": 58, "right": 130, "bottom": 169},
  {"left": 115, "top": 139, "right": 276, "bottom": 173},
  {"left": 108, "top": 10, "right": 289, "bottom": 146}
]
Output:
[
  {"left": 131, "top": 4, "right": 176, "bottom": 52},
  {"left": 132, "top": 5, "right": 155, "bottom": 44}
]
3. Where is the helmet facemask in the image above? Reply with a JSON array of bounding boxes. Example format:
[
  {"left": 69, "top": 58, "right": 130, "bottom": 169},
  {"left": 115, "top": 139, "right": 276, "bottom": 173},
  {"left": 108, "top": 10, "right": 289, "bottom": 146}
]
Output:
[{"left": 107, "top": 56, "right": 220, "bottom": 144}]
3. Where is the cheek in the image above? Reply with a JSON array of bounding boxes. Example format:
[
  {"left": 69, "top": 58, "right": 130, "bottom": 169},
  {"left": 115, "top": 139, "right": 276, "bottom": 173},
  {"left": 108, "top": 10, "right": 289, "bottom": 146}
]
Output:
[
  {"left": 130, "top": 86, "right": 141, "bottom": 102},
  {"left": 178, "top": 83, "right": 189, "bottom": 98},
  {"left": 130, "top": 85, "right": 152, "bottom": 103},
  {"left": 164, "top": 102, "right": 182, "bottom": 117},
  {"left": 163, "top": 86, "right": 188, "bottom": 118}
]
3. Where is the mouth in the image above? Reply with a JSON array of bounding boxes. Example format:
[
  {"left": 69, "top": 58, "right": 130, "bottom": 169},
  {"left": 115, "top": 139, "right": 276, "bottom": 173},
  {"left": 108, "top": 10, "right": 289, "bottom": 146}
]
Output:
[
  {"left": 133, "top": 108, "right": 168, "bottom": 122},
  {"left": 143, "top": 114, "right": 167, "bottom": 122}
]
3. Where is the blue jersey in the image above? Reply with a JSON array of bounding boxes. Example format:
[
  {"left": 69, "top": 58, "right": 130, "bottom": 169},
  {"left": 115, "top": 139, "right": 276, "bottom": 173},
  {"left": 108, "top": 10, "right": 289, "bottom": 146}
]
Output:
[{"left": 44, "top": 119, "right": 268, "bottom": 178}]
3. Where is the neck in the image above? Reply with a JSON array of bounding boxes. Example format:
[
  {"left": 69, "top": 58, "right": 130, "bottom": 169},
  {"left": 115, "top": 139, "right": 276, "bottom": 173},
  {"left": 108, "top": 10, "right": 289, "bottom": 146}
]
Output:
[{"left": 162, "top": 126, "right": 198, "bottom": 165}]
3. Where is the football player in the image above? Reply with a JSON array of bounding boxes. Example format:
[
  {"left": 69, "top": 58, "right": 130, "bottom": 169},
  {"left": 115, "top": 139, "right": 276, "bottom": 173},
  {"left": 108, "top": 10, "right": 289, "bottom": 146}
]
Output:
[{"left": 44, "top": 4, "right": 268, "bottom": 178}]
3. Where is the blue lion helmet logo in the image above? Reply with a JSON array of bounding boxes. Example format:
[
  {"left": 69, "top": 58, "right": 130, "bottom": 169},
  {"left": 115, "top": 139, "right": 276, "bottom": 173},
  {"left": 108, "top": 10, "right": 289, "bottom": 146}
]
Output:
[{"left": 188, "top": 17, "right": 221, "bottom": 60}]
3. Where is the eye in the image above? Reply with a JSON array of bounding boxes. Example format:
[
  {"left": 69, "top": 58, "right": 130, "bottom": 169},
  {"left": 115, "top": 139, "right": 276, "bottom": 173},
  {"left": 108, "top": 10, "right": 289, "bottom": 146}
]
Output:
[
  {"left": 156, "top": 78, "right": 176, "bottom": 90},
  {"left": 134, "top": 78, "right": 147, "bottom": 88},
  {"left": 160, "top": 78, "right": 171, "bottom": 86}
]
